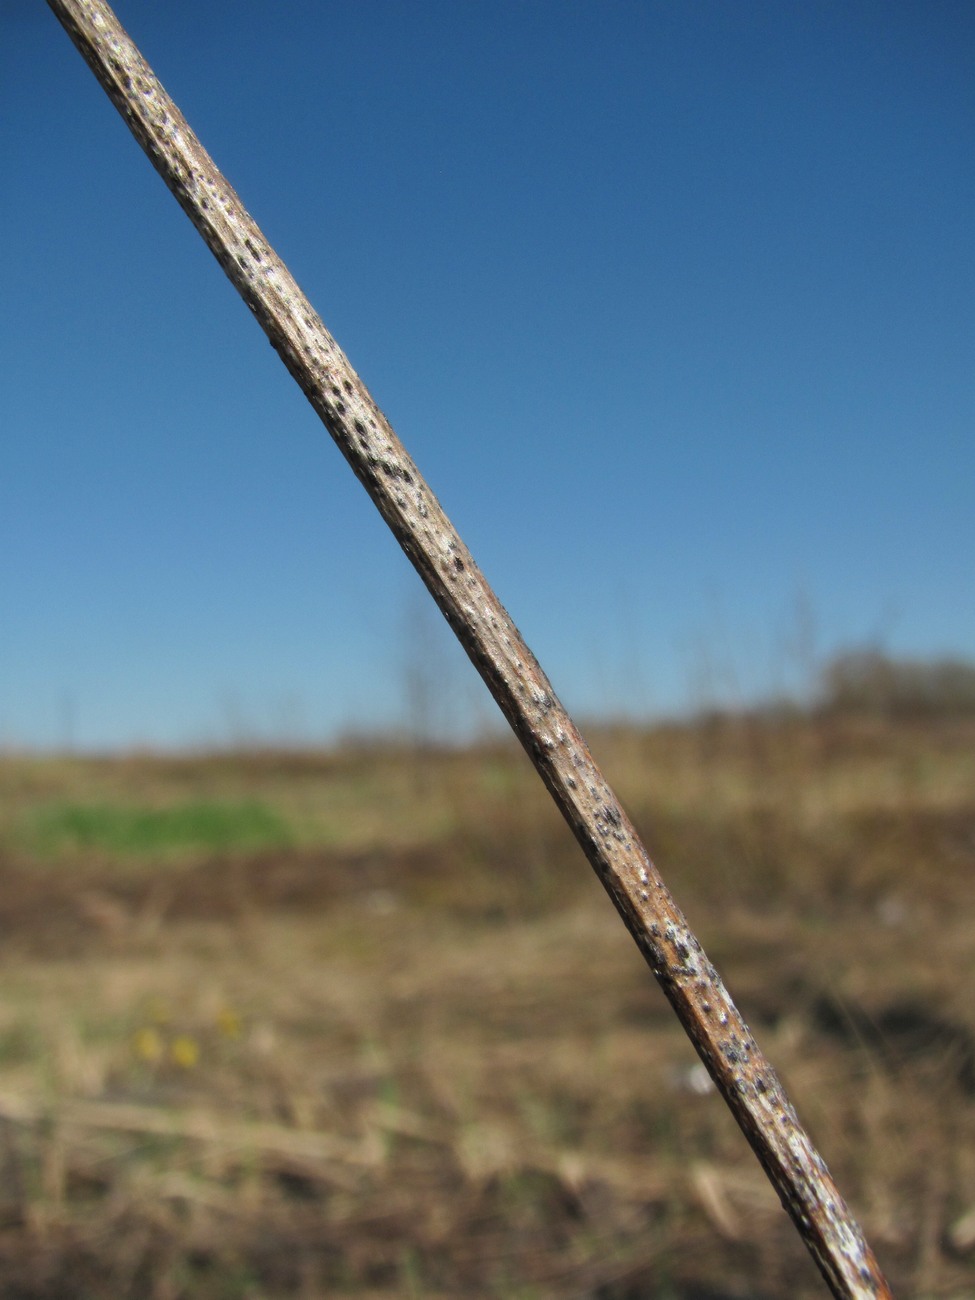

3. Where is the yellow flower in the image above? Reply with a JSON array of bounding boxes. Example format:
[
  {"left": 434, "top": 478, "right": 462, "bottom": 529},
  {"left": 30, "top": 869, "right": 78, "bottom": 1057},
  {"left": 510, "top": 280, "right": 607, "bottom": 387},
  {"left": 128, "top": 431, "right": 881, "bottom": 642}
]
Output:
[
  {"left": 170, "top": 1035, "right": 200, "bottom": 1069},
  {"left": 216, "top": 1007, "right": 242, "bottom": 1039},
  {"left": 133, "top": 1026, "right": 164, "bottom": 1063}
]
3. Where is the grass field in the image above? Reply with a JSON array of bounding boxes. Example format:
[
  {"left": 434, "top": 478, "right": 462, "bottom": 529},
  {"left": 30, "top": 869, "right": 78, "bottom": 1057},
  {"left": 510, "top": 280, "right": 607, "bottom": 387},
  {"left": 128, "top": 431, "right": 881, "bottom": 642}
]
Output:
[{"left": 0, "top": 713, "right": 973, "bottom": 1297}]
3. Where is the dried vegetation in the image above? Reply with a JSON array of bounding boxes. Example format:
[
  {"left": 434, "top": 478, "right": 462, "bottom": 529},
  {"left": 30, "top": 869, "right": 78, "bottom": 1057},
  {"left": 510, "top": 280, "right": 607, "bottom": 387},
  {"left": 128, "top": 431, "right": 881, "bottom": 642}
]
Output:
[{"left": 0, "top": 714, "right": 973, "bottom": 1297}]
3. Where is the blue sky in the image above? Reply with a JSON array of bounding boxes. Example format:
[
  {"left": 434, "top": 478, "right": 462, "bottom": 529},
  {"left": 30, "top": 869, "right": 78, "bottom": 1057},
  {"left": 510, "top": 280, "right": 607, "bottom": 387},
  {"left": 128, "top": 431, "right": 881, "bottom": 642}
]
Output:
[{"left": 3, "top": 1, "right": 973, "bottom": 749}]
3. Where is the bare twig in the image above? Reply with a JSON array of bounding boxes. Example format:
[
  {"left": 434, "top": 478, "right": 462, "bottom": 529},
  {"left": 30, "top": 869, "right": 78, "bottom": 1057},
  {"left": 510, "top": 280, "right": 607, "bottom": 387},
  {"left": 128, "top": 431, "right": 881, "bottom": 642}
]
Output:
[{"left": 46, "top": 3, "right": 892, "bottom": 1295}]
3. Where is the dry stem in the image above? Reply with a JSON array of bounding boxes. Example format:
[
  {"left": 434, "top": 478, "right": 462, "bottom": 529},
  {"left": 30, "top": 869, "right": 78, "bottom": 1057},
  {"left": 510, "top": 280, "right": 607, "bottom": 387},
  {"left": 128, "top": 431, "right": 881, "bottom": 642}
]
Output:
[{"left": 46, "top": 2, "right": 892, "bottom": 1294}]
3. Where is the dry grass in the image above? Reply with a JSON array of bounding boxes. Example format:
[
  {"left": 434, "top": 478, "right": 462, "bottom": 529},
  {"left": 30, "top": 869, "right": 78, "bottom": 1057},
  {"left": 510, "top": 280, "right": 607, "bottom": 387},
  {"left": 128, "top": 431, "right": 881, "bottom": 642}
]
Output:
[{"left": 0, "top": 715, "right": 973, "bottom": 1297}]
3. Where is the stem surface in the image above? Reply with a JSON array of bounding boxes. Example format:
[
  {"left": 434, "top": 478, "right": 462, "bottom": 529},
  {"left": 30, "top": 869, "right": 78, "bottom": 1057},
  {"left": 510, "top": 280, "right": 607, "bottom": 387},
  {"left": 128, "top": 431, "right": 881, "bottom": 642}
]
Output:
[{"left": 47, "top": 3, "right": 893, "bottom": 1295}]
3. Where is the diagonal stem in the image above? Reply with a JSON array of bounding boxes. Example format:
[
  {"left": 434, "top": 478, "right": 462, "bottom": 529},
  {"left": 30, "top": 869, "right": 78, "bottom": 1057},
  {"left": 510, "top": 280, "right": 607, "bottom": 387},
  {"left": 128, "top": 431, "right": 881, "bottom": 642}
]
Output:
[{"left": 46, "top": 3, "right": 892, "bottom": 1295}]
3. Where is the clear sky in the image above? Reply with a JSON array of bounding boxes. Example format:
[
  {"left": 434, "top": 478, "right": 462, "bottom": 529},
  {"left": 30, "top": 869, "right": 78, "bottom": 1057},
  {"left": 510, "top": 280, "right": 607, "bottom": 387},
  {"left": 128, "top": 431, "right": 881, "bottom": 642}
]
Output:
[{"left": 3, "top": 1, "right": 973, "bottom": 750}]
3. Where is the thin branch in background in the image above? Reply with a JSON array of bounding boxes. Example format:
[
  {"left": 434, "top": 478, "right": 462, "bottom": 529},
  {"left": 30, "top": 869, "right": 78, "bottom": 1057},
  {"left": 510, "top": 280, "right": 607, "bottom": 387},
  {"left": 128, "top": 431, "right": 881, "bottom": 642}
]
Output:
[{"left": 46, "top": 3, "right": 892, "bottom": 1295}]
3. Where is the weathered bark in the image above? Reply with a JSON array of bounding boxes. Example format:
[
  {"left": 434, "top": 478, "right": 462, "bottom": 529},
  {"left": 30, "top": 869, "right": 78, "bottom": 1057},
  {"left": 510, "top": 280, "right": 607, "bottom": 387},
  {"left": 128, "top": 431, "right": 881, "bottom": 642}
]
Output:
[{"left": 46, "top": 3, "right": 892, "bottom": 1295}]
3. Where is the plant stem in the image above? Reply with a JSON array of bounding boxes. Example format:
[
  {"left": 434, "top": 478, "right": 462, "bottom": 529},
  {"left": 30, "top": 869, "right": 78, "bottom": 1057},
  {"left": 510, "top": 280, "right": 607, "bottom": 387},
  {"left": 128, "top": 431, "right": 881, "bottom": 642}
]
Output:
[{"left": 46, "top": 3, "right": 892, "bottom": 1294}]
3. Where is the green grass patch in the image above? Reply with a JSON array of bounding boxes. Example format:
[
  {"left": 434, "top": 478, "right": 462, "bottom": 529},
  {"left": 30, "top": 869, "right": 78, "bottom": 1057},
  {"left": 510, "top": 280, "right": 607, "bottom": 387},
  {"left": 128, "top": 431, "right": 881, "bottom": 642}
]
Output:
[{"left": 26, "top": 799, "right": 293, "bottom": 857}]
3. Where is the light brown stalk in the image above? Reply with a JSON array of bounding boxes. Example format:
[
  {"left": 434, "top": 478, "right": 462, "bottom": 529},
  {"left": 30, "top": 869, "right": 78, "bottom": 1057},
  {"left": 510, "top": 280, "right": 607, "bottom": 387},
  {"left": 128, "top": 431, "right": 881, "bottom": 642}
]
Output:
[{"left": 46, "top": 3, "right": 892, "bottom": 1295}]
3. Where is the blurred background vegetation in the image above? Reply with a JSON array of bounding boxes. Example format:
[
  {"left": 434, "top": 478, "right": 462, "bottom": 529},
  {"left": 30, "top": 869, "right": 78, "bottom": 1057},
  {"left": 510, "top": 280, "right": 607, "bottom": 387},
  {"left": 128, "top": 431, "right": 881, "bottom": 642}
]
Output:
[{"left": 0, "top": 649, "right": 973, "bottom": 1297}]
